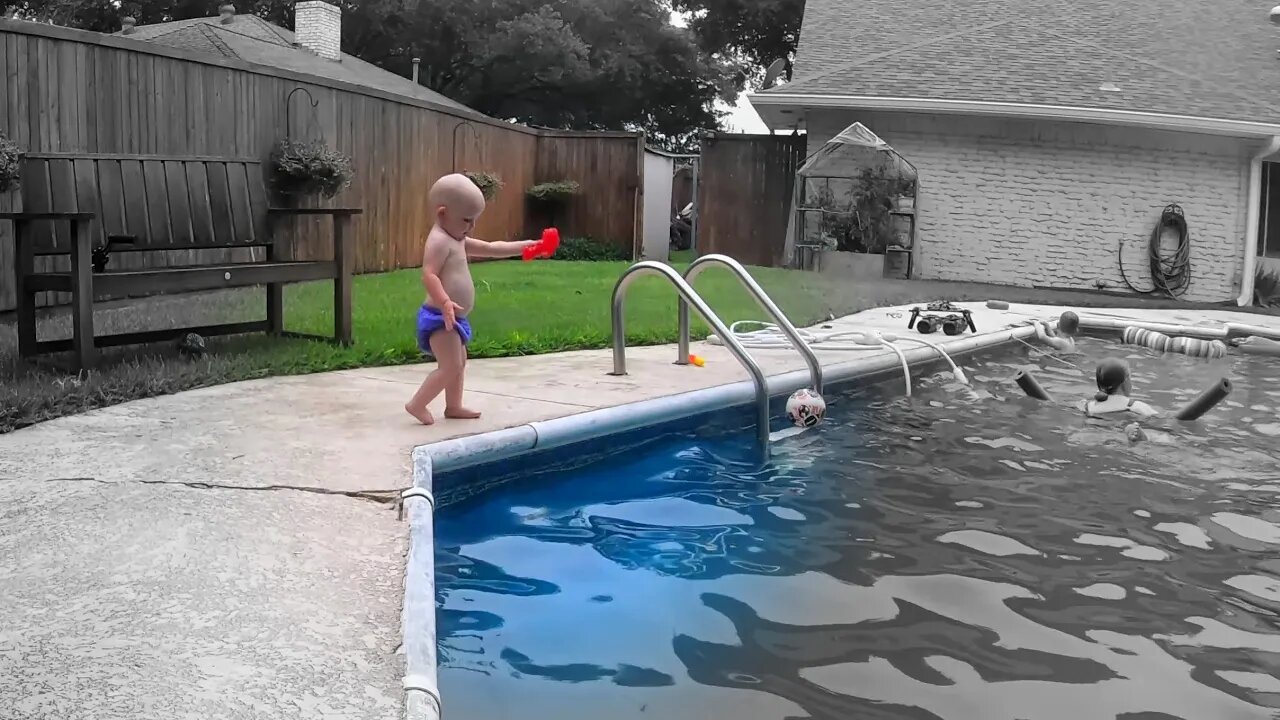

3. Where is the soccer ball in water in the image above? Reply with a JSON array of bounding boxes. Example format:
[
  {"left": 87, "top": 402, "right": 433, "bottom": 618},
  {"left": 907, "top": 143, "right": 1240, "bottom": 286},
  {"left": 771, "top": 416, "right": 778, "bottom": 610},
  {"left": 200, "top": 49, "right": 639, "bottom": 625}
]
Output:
[{"left": 786, "top": 388, "right": 827, "bottom": 428}]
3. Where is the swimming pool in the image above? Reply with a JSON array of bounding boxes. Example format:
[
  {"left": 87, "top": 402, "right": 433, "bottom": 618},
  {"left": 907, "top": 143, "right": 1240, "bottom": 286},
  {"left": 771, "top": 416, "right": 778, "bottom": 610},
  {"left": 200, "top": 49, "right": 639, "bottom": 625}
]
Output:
[{"left": 432, "top": 334, "right": 1280, "bottom": 720}]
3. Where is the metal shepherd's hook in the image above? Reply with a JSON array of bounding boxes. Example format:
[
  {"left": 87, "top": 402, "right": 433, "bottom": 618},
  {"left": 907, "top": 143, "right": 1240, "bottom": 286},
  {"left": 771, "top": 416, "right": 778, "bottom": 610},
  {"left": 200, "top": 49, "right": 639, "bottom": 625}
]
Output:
[
  {"left": 285, "top": 86, "right": 319, "bottom": 140},
  {"left": 452, "top": 121, "right": 479, "bottom": 172}
]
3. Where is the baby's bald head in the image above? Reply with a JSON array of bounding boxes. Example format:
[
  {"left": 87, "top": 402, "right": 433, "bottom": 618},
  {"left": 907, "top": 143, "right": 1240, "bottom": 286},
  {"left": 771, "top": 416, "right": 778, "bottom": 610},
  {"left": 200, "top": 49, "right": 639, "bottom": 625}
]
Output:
[
  {"left": 430, "top": 173, "right": 485, "bottom": 210},
  {"left": 430, "top": 173, "right": 486, "bottom": 239}
]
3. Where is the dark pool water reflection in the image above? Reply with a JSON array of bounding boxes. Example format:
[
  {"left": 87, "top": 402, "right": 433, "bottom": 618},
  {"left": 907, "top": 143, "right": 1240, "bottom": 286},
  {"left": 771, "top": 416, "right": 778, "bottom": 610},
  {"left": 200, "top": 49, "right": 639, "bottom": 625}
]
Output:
[{"left": 434, "top": 336, "right": 1280, "bottom": 720}]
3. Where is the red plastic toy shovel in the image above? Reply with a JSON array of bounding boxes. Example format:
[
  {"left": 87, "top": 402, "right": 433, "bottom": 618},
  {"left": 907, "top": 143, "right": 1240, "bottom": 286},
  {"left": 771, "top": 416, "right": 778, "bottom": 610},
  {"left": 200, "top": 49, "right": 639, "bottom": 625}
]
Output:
[{"left": 523, "top": 227, "right": 560, "bottom": 261}]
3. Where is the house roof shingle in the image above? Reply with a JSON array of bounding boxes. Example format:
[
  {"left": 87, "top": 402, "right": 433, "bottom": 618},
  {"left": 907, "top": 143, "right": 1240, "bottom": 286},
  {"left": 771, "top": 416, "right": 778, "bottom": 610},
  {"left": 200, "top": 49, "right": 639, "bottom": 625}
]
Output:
[
  {"left": 761, "top": 0, "right": 1280, "bottom": 126},
  {"left": 116, "top": 14, "right": 482, "bottom": 117}
]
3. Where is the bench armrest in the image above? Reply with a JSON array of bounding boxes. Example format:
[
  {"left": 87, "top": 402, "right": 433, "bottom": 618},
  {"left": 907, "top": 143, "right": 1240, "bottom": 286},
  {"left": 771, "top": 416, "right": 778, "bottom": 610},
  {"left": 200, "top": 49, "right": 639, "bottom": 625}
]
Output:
[
  {"left": 0, "top": 212, "right": 96, "bottom": 220},
  {"left": 267, "top": 208, "right": 363, "bottom": 217}
]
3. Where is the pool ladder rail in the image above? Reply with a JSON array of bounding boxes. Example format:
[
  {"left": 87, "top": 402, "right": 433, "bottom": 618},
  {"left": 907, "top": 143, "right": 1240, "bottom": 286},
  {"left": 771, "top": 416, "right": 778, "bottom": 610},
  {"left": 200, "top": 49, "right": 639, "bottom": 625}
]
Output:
[{"left": 609, "top": 254, "right": 825, "bottom": 458}]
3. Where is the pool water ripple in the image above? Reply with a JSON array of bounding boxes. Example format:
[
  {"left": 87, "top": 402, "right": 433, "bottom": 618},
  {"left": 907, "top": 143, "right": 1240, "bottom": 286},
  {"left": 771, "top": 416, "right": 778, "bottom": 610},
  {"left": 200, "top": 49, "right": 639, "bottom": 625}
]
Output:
[{"left": 434, "top": 336, "right": 1280, "bottom": 719}]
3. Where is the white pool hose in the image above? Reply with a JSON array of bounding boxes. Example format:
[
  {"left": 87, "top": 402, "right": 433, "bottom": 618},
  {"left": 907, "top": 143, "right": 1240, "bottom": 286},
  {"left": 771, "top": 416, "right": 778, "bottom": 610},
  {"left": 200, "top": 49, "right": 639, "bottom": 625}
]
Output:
[
  {"left": 709, "top": 321, "right": 971, "bottom": 398},
  {"left": 878, "top": 334, "right": 914, "bottom": 397},
  {"left": 883, "top": 333, "right": 970, "bottom": 386}
]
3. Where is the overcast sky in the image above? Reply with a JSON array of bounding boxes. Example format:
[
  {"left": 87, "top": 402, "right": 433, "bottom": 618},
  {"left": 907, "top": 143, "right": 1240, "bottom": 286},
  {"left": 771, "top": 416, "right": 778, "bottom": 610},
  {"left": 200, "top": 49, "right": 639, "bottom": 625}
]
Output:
[{"left": 722, "top": 95, "right": 769, "bottom": 133}]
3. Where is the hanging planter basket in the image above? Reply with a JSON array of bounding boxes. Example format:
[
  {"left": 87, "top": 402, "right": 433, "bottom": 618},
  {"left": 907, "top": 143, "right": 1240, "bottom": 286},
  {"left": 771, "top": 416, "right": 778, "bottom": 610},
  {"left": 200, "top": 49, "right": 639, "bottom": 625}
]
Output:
[
  {"left": 526, "top": 180, "right": 579, "bottom": 232},
  {"left": 268, "top": 138, "right": 353, "bottom": 201},
  {"left": 464, "top": 171, "right": 504, "bottom": 200},
  {"left": 526, "top": 180, "right": 580, "bottom": 204}
]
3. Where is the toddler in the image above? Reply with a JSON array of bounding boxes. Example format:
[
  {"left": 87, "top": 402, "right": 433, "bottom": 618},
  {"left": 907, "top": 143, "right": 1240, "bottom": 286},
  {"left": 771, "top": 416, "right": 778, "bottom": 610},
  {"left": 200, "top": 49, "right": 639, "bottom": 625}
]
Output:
[
  {"left": 404, "top": 173, "right": 537, "bottom": 425},
  {"left": 1032, "top": 310, "right": 1080, "bottom": 353}
]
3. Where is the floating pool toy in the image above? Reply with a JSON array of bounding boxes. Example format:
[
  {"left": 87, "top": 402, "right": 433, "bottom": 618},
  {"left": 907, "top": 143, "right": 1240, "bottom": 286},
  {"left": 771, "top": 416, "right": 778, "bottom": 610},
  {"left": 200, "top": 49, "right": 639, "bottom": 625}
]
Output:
[
  {"left": 688, "top": 354, "right": 705, "bottom": 367},
  {"left": 1014, "top": 369, "right": 1053, "bottom": 401},
  {"left": 1174, "top": 377, "right": 1232, "bottom": 421},
  {"left": 786, "top": 388, "right": 827, "bottom": 428},
  {"left": 522, "top": 227, "right": 560, "bottom": 261},
  {"left": 986, "top": 300, "right": 1011, "bottom": 310},
  {"left": 1121, "top": 326, "right": 1227, "bottom": 359}
]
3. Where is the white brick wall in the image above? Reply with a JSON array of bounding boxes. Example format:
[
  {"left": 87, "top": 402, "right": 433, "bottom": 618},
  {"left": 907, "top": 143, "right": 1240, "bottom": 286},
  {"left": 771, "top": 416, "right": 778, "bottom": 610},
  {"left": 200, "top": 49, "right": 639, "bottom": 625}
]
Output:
[
  {"left": 806, "top": 110, "right": 1256, "bottom": 302},
  {"left": 295, "top": 0, "right": 342, "bottom": 61}
]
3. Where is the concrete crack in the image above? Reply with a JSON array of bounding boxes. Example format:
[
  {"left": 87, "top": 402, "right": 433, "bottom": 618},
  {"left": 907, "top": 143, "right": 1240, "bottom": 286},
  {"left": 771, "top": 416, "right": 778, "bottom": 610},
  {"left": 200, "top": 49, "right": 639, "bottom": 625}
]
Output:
[{"left": 42, "top": 476, "right": 407, "bottom": 505}]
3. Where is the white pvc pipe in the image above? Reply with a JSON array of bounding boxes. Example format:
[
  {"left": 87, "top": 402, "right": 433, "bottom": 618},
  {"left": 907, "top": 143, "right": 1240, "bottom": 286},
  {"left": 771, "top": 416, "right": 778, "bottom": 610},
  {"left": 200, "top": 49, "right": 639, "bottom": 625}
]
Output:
[
  {"left": 1238, "top": 135, "right": 1280, "bottom": 307},
  {"left": 1077, "top": 315, "right": 1225, "bottom": 338},
  {"left": 1226, "top": 321, "right": 1280, "bottom": 341},
  {"left": 1077, "top": 315, "right": 1280, "bottom": 343}
]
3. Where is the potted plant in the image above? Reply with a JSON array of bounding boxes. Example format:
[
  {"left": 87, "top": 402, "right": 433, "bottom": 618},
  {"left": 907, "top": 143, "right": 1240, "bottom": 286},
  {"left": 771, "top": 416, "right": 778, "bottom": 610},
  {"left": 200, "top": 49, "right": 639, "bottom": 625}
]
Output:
[
  {"left": 527, "top": 179, "right": 579, "bottom": 229},
  {"left": 464, "top": 171, "right": 503, "bottom": 201},
  {"left": 0, "top": 130, "right": 21, "bottom": 195},
  {"left": 892, "top": 175, "right": 916, "bottom": 212},
  {"left": 268, "top": 138, "right": 353, "bottom": 203}
]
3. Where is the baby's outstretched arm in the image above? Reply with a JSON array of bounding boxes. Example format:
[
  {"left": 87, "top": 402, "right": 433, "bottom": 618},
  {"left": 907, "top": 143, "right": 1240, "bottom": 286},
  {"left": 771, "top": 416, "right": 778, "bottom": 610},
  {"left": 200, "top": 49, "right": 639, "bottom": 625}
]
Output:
[{"left": 465, "top": 237, "right": 537, "bottom": 259}]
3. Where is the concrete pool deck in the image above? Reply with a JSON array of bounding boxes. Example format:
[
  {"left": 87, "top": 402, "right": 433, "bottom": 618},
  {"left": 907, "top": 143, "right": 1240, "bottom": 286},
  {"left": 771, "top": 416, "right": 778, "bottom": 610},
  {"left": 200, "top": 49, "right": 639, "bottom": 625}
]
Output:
[{"left": 2, "top": 300, "right": 1279, "bottom": 719}]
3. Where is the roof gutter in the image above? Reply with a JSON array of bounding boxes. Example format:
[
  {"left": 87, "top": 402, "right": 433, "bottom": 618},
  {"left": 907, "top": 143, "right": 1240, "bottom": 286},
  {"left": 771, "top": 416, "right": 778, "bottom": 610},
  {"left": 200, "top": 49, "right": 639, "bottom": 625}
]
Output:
[
  {"left": 748, "top": 93, "right": 1280, "bottom": 138},
  {"left": 1238, "top": 135, "right": 1280, "bottom": 306}
]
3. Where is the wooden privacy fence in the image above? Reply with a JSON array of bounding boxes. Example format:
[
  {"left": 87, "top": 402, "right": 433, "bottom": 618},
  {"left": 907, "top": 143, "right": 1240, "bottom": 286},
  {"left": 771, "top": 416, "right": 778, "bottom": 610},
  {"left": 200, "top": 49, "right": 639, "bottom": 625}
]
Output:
[
  {"left": 696, "top": 132, "right": 806, "bottom": 267},
  {"left": 0, "top": 19, "right": 644, "bottom": 312}
]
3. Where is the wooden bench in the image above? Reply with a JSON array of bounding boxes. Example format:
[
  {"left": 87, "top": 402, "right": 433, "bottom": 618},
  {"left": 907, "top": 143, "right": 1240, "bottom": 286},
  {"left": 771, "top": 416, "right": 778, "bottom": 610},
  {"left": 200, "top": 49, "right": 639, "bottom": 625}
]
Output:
[{"left": 0, "top": 153, "right": 362, "bottom": 369}]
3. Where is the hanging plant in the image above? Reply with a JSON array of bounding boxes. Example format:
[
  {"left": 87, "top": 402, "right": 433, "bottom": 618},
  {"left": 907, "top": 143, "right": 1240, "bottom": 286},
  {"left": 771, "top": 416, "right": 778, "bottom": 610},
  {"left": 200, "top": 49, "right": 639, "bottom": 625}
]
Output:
[
  {"left": 268, "top": 139, "right": 353, "bottom": 199},
  {"left": 464, "top": 171, "right": 503, "bottom": 200},
  {"left": 526, "top": 180, "right": 580, "bottom": 203},
  {"left": 0, "top": 131, "right": 22, "bottom": 194},
  {"left": 526, "top": 180, "right": 579, "bottom": 233}
]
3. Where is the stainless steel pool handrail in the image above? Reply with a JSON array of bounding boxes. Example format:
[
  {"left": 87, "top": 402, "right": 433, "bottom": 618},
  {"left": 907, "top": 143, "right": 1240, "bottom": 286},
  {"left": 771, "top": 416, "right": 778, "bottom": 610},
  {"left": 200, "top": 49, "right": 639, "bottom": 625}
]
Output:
[
  {"left": 678, "top": 254, "right": 824, "bottom": 396},
  {"left": 610, "top": 261, "right": 771, "bottom": 456}
]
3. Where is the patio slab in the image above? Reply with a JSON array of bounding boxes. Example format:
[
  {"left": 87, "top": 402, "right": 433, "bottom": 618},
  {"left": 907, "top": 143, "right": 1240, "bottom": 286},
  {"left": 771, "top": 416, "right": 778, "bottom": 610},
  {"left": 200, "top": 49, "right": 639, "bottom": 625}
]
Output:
[
  {"left": 0, "top": 475, "right": 405, "bottom": 720},
  {"left": 1, "top": 299, "right": 1277, "bottom": 719}
]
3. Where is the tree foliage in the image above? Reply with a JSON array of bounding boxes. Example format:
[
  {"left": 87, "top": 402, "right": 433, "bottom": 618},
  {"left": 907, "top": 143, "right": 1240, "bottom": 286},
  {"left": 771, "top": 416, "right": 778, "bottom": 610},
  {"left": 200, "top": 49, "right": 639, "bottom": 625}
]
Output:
[
  {"left": 671, "top": 0, "right": 804, "bottom": 83},
  {"left": 389, "top": 0, "right": 735, "bottom": 149},
  {"left": 5, "top": 0, "right": 734, "bottom": 150}
]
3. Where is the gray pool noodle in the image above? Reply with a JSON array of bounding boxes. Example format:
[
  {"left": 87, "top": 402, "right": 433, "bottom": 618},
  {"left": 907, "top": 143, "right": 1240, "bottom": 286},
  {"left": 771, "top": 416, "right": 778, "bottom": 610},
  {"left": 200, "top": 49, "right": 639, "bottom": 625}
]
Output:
[
  {"left": 1014, "top": 370, "right": 1052, "bottom": 401},
  {"left": 1174, "top": 377, "right": 1232, "bottom": 421},
  {"left": 986, "top": 300, "right": 1010, "bottom": 310}
]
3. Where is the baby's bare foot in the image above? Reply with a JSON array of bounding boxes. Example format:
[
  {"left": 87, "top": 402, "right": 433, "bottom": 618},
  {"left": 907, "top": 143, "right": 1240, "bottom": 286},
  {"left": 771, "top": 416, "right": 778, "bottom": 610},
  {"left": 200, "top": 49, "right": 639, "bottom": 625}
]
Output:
[
  {"left": 405, "top": 403, "right": 435, "bottom": 425},
  {"left": 444, "top": 406, "right": 482, "bottom": 420}
]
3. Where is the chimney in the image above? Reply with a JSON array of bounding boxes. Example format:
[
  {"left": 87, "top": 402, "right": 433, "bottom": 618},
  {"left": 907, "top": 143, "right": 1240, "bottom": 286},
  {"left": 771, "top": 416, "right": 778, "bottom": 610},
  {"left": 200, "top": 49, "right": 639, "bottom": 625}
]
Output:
[
  {"left": 120, "top": 15, "right": 136, "bottom": 33},
  {"left": 294, "top": 0, "right": 342, "bottom": 62},
  {"left": 218, "top": 3, "right": 235, "bottom": 23},
  {"left": 411, "top": 57, "right": 420, "bottom": 83}
]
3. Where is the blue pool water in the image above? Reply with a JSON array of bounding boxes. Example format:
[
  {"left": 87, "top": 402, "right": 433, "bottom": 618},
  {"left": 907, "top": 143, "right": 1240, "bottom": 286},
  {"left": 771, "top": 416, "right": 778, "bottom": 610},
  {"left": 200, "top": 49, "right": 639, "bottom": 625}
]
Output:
[{"left": 434, "top": 335, "right": 1280, "bottom": 720}]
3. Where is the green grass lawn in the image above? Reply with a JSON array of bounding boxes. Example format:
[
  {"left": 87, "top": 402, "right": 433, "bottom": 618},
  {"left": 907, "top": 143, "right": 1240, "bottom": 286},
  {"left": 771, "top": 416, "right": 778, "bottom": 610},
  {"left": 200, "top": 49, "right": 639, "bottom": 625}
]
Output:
[
  {"left": 259, "top": 259, "right": 843, "bottom": 373},
  {"left": 668, "top": 249, "right": 697, "bottom": 264},
  {"left": 0, "top": 259, "right": 858, "bottom": 432}
]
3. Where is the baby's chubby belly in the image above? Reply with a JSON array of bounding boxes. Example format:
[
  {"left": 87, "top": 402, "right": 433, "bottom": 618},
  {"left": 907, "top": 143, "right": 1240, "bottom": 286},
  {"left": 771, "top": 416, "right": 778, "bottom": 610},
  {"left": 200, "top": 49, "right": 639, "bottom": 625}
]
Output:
[{"left": 425, "top": 257, "right": 476, "bottom": 315}]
